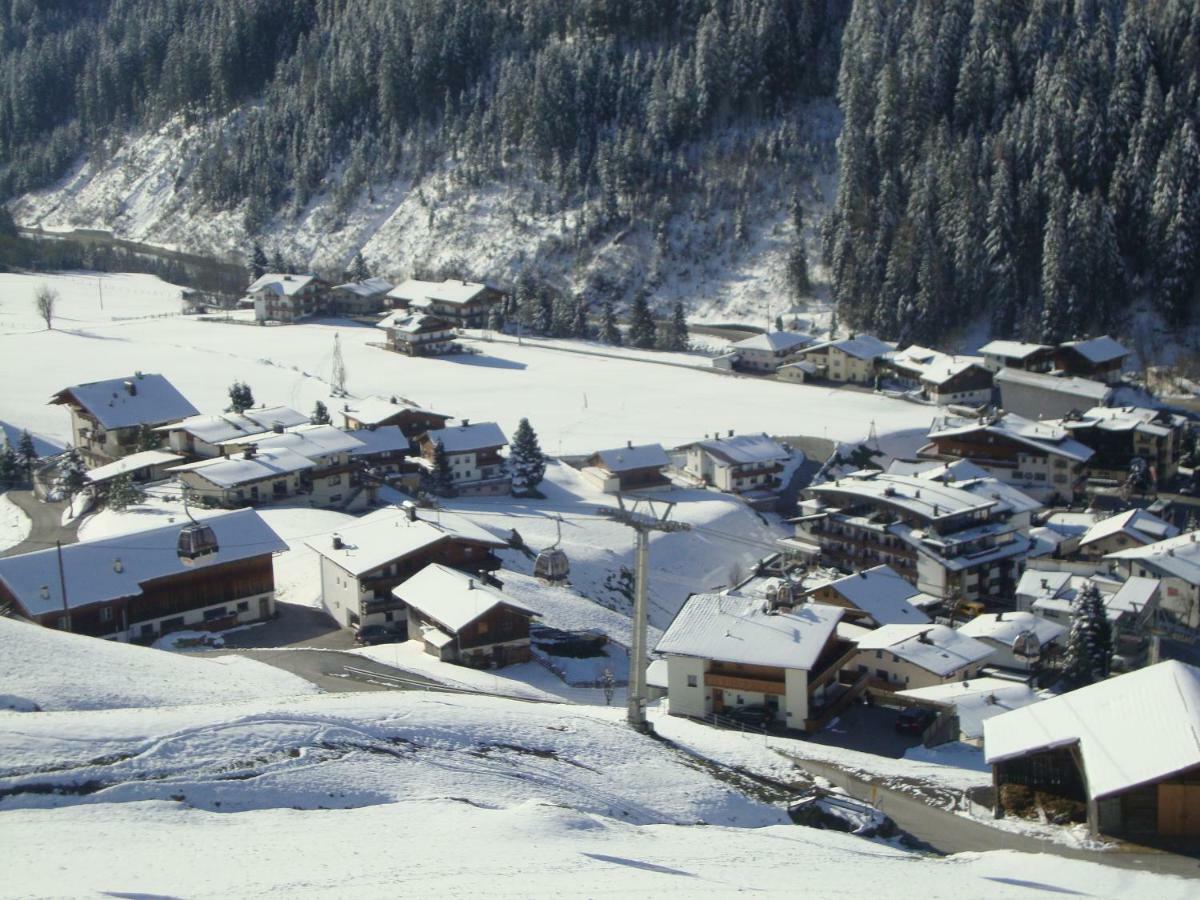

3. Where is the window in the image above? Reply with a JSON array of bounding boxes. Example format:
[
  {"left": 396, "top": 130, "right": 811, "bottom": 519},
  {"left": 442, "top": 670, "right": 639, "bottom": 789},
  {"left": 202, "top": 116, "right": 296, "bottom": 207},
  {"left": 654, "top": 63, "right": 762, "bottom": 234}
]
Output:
[
  {"left": 56, "top": 616, "right": 68, "bottom": 630},
  {"left": 477, "top": 620, "right": 489, "bottom": 635},
  {"left": 876, "top": 669, "right": 888, "bottom": 680},
  {"left": 203, "top": 607, "right": 228, "bottom": 621},
  {"left": 891, "top": 654, "right": 899, "bottom": 663},
  {"left": 327, "top": 474, "right": 341, "bottom": 486},
  {"left": 686, "top": 674, "right": 698, "bottom": 688},
  {"left": 99, "top": 607, "right": 113, "bottom": 622},
  {"left": 875, "top": 650, "right": 882, "bottom": 660},
  {"left": 237, "top": 601, "right": 249, "bottom": 613}
]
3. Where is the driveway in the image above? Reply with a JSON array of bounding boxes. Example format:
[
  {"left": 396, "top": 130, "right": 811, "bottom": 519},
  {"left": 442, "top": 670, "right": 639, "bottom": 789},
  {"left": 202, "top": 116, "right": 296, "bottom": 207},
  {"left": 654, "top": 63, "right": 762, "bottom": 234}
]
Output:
[
  {"left": 803, "top": 703, "right": 923, "bottom": 759},
  {"left": 220, "top": 648, "right": 444, "bottom": 695},
  {"left": 1, "top": 490, "right": 79, "bottom": 557},
  {"left": 220, "top": 600, "right": 358, "bottom": 650}
]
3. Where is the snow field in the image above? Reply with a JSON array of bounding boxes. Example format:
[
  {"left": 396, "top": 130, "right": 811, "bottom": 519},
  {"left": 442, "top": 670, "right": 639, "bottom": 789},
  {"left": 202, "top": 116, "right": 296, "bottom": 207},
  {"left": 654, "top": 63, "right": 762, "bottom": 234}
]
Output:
[
  {"left": 0, "top": 617, "right": 318, "bottom": 711},
  {"left": 0, "top": 492, "right": 31, "bottom": 553}
]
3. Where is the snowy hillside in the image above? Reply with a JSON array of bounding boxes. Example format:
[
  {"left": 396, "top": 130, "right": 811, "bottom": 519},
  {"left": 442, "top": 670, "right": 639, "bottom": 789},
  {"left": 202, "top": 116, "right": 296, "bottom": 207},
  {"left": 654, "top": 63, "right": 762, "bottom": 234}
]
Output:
[
  {"left": 0, "top": 617, "right": 317, "bottom": 711},
  {"left": 12, "top": 110, "right": 838, "bottom": 326}
]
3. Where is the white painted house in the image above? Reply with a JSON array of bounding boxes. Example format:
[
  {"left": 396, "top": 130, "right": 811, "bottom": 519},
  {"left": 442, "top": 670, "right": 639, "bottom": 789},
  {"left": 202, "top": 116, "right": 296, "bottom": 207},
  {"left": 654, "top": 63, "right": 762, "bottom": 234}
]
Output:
[
  {"left": 955, "top": 611, "right": 1067, "bottom": 673},
  {"left": 1107, "top": 531, "right": 1200, "bottom": 629},
  {"left": 848, "top": 623, "right": 995, "bottom": 690},
  {"left": 682, "top": 433, "right": 790, "bottom": 494},
  {"left": 417, "top": 421, "right": 510, "bottom": 495},
  {"left": 655, "top": 593, "right": 847, "bottom": 729},
  {"left": 725, "top": 331, "right": 812, "bottom": 373}
]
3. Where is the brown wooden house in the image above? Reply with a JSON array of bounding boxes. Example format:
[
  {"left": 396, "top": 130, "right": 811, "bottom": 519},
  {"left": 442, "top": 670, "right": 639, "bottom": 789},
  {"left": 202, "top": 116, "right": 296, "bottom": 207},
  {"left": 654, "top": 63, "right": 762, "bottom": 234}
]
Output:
[
  {"left": 395, "top": 563, "right": 538, "bottom": 667},
  {"left": 340, "top": 395, "right": 451, "bottom": 439},
  {"left": 0, "top": 509, "right": 286, "bottom": 643},
  {"left": 583, "top": 442, "right": 671, "bottom": 493}
]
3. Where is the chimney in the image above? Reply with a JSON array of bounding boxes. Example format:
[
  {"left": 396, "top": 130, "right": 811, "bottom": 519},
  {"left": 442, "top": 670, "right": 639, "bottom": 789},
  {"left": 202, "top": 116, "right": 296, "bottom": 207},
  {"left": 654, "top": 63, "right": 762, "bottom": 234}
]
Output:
[
  {"left": 627, "top": 440, "right": 632, "bottom": 449},
  {"left": 124, "top": 380, "right": 137, "bottom": 397},
  {"left": 467, "top": 578, "right": 475, "bottom": 590},
  {"left": 917, "top": 631, "right": 932, "bottom": 644},
  {"left": 996, "top": 611, "right": 1004, "bottom": 621},
  {"left": 244, "top": 444, "right": 257, "bottom": 459},
  {"left": 113, "top": 558, "right": 123, "bottom": 573},
  {"left": 461, "top": 419, "right": 470, "bottom": 427},
  {"left": 403, "top": 501, "right": 417, "bottom": 522},
  {"left": 1041, "top": 579, "right": 1048, "bottom": 589},
  {"left": 272, "top": 421, "right": 284, "bottom": 434},
  {"left": 390, "top": 396, "right": 398, "bottom": 404},
  {"left": 332, "top": 534, "right": 344, "bottom": 550},
  {"left": 728, "top": 429, "right": 734, "bottom": 437}
]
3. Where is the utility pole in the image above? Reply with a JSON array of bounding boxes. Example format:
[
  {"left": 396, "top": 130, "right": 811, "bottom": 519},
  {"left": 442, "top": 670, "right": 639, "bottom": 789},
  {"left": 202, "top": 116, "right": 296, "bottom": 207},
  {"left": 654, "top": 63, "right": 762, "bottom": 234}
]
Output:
[
  {"left": 601, "top": 494, "right": 690, "bottom": 732},
  {"left": 55, "top": 540, "right": 70, "bottom": 631}
]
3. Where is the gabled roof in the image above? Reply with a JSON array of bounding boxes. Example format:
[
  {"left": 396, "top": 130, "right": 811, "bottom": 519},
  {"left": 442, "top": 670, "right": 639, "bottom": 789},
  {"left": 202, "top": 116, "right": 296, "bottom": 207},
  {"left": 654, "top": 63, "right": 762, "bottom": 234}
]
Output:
[
  {"left": 342, "top": 396, "right": 449, "bottom": 427},
  {"left": 913, "top": 461, "right": 1043, "bottom": 517},
  {"left": 984, "top": 661, "right": 1200, "bottom": 800},
  {"left": 978, "top": 340, "right": 1052, "bottom": 360},
  {"left": 805, "top": 334, "right": 894, "bottom": 360},
  {"left": 898, "top": 679, "right": 1040, "bottom": 741},
  {"left": 810, "top": 470, "right": 996, "bottom": 521},
  {"left": 159, "top": 407, "right": 311, "bottom": 444},
  {"left": 655, "top": 593, "right": 843, "bottom": 670},
  {"left": 692, "top": 433, "right": 789, "bottom": 466},
  {"left": 306, "top": 506, "right": 505, "bottom": 578},
  {"left": 853, "top": 623, "right": 995, "bottom": 675},
  {"left": 887, "top": 346, "right": 990, "bottom": 386},
  {"left": 994, "top": 366, "right": 1112, "bottom": 402},
  {"left": 394, "top": 563, "right": 537, "bottom": 634},
  {"left": 422, "top": 422, "right": 508, "bottom": 453},
  {"left": 1060, "top": 405, "right": 1181, "bottom": 437},
  {"left": 247, "top": 273, "right": 316, "bottom": 296},
  {"left": 85, "top": 449, "right": 184, "bottom": 484},
  {"left": 1079, "top": 508, "right": 1179, "bottom": 549},
  {"left": 333, "top": 276, "right": 393, "bottom": 297},
  {"left": 731, "top": 331, "right": 812, "bottom": 353},
  {"left": 0, "top": 508, "right": 286, "bottom": 616},
  {"left": 1059, "top": 335, "right": 1128, "bottom": 365},
  {"left": 170, "top": 446, "right": 316, "bottom": 487},
  {"left": 51, "top": 374, "right": 199, "bottom": 430},
  {"left": 590, "top": 443, "right": 669, "bottom": 473},
  {"left": 347, "top": 426, "right": 411, "bottom": 458},
  {"left": 376, "top": 311, "right": 455, "bottom": 333},
  {"left": 928, "top": 413, "right": 1095, "bottom": 463},
  {"left": 811, "top": 565, "right": 931, "bottom": 626},
  {"left": 219, "top": 424, "right": 364, "bottom": 458},
  {"left": 956, "top": 610, "right": 1067, "bottom": 646},
  {"left": 387, "top": 278, "right": 490, "bottom": 306},
  {"left": 1107, "top": 531, "right": 1200, "bottom": 586}
]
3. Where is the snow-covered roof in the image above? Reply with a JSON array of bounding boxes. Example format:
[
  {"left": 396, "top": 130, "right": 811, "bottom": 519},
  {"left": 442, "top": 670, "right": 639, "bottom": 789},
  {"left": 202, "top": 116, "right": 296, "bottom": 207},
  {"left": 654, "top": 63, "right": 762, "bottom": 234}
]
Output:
[
  {"left": 978, "top": 340, "right": 1051, "bottom": 360},
  {"left": 423, "top": 422, "right": 508, "bottom": 453},
  {"left": 806, "top": 334, "right": 894, "bottom": 360},
  {"left": 1042, "top": 511, "right": 1104, "bottom": 538},
  {"left": 1059, "top": 335, "right": 1128, "bottom": 365},
  {"left": 333, "top": 276, "right": 393, "bottom": 297},
  {"left": 646, "top": 658, "right": 669, "bottom": 689},
  {"left": 994, "top": 367, "right": 1112, "bottom": 402},
  {"left": 157, "top": 407, "right": 310, "bottom": 443},
  {"left": 1016, "top": 569, "right": 1073, "bottom": 604},
  {"left": 591, "top": 443, "right": 669, "bottom": 473},
  {"left": 731, "top": 331, "right": 812, "bottom": 353},
  {"left": 394, "top": 564, "right": 537, "bottom": 634},
  {"left": 853, "top": 624, "right": 995, "bottom": 676},
  {"left": 655, "top": 593, "right": 843, "bottom": 670},
  {"left": 984, "top": 661, "right": 1200, "bottom": 800},
  {"left": 347, "top": 426, "right": 411, "bottom": 457},
  {"left": 387, "top": 278, "right": 489, "bottom": 306},
  {"left": 242, "top": 406, "right": 311, "bottom": 431},
  {"left": 0, "top": 508, "right": 286, "bottom": 616},
  {"left": 376, "top": 311, "right": 454, "bottom": 333},
  {"left": 85, "top": 449, "right": 184, "bottom": 483},
  {"left": 956, "top": 611, "right": 1067, "bottom": 646},
  {"left": 898, "top": 679, "right": 1041, "bottom": 741},
  {"left": 247, "top": 273, "right": 315, "bottom": 296},
  {"left": 693, "top": 433, "right": 789, "bottom": 466},
  {"left": 1106, "top": 576, "right": 1160, "bottom": 618},
  {"left": 170, "top": 446, "right": 316, "bottom": 487},
  {"left": 52, "top": 374, "right": 199, "bottom": 430},
  {"left": 217, "top": 424, "right": 364, "bottom": 459},
  {"left": 306, "top": 506, "right": 506, "bottom": 577},
  {"left": 809, "top": 470, "right": 995, "bottom": 521},
  {"left": 811, "top": 565, "right": 931, "bottom": 626},
  {"left": 1079, "top": 508, "right": 1179, "bottom": 549},
  {"left": 779, "top": 360, "right": 818, "bottom": 374},
  {"left": 888, "top": 346, "right": 989, "bottom": 385},
  {"left": 914, "top": 461, "right": 1043, "bottom": 517},
  {"left": 1107, "top": 531, "right": 1200, "bottom": 585},
  {"left": 342, "top": 395, "right": 447, "bottom": 427},
  {"left": 928, "top": 413, "right": 1095, "bottom": 463},
  {"left": 420, "top": 623, "right": 455, "bottom": 649},
  {"left": 1060, "top": 405, "right": 1178, "bottom": 437}
]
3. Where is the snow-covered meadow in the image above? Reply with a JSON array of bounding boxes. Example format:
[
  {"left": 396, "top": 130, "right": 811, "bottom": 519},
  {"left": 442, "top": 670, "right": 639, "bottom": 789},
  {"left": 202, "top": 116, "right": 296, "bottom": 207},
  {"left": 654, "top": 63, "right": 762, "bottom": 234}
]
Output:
[{"left": 0, "top": 272, "right": 937, "bottom": 459}]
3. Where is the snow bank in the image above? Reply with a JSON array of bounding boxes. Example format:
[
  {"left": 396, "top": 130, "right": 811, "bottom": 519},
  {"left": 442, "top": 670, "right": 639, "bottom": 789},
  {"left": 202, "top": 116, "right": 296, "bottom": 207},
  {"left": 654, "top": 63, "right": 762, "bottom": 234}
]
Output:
[
  {"left": 0, "top": 617, "right": 318, "bottom": 711},
  {"left": 0, "top": 493, "right": 31, "bottom": 553}
]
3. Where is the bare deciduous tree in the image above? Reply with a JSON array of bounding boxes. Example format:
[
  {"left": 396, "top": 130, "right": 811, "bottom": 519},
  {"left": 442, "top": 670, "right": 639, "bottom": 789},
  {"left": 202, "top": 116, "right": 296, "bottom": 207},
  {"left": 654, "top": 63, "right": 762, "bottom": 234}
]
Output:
[{"left": 34, "top": 284, "right": 58, "bottom": 330}]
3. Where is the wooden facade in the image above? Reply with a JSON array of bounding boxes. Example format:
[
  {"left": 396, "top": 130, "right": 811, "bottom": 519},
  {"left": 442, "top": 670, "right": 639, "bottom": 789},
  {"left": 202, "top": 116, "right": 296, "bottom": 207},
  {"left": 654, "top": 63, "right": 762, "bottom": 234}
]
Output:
[{"left": 409, "top": 600, "right": 534, "bottom": 667}]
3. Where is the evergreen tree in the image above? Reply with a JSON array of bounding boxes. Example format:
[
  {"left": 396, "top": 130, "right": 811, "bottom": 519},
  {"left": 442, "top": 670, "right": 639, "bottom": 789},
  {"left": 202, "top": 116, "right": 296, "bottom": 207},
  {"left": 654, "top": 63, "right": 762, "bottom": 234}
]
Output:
[
  {"left": 1063, "top": 582, "right": 1113, "bottom": 686},
  {"left": 601, "top": 301, "right": 622, "bottom": 345},
  {"left": 628, "top": 290, "right": 656, "bottom": 349},
  {"left": 135, "top": 424, "right": 160, "bottom": 452},
  {"left": 0, "top": 446, "right": 18, "bottom": 487},
  {"left": 668, "top": 301, "right": 689, "bottom": 351},
  {"left": 785, "top": 240, "right": 811, "bottom": 301},
  {"left": 509, "top": 418, "right": 546, "bottom": 496},
  {"left": 571, "top": 297, "right": 589, "bottom": 340},
  {"left": 226, "top": 381, "right": 255, "bottom": 413},
  {"left": 487, "top": 304, "right": 504, "bottom": 333},
  {"left": 348, "top": 251, "right": 370, "bottom": 282},
  {"left": 106, "top": 473, "right": 144, "bottom": 511},
  {"left": 250, "top": 241, "right": 268, "bottom": 280},
  {"left": 550, "top": 293, "right": 574, "bottom": 338},
  {"left": 16, "top": 430, "right": 37, "bottom": 474},
  {"left": 429, "top": 439, "right": 455, "bottom": 497},
  {"left": 58, "top": 449, "right": 87, "bottom": 499},
  {"left": 311, "top": 401, "right": 331, "bottom": 425},
  {"left": 533, "top": 292, "right": 553, "bottom": 336}
]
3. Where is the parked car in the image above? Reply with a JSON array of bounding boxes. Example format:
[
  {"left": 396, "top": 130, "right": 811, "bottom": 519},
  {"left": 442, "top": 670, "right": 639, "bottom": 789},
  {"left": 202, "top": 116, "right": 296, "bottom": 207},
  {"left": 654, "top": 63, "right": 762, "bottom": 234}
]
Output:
[
  {"left": 894, "top": 706, "right": 936, "bottom": 735},
  {"left": 354, "top": 624, "right": 404, "bottom": 646},
  {"left": 723, "top": 704, "right": 775, "bottom": 729}
]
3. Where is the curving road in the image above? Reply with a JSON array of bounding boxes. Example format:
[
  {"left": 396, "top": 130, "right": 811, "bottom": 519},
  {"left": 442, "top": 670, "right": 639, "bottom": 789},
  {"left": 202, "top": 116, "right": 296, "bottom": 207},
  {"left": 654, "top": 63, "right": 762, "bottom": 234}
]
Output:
[{"left": 0, "top": 490, "right": 79, "bottom": 558}]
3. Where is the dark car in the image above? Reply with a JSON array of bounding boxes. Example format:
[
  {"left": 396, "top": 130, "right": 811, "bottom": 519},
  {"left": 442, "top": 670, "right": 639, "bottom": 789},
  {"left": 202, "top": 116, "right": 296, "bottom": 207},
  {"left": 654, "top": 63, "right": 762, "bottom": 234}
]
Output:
[
  {"left": 354, "top": 624, "right": 404, "bottom": 646},
  {"left": 724, "top": 704, "right": 775, "bottom": 729},
  {"left": 894, "top": 707, "right": 936, "bottom": 734}
]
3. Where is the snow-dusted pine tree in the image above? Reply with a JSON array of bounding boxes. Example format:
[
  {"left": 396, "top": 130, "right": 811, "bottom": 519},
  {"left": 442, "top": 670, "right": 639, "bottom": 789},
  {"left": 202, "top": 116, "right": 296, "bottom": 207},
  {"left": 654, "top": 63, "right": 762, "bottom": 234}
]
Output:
[
  {"left": 311, "top": 401, "right": 331, "bottom": 425},
  {"left": 58, "top": 449, "right": 88, "bottom": 498},
  {"left": 429, "top": 440, "right": 455, "bottom": 497},
  {"left": 628, "top": 291, "right": 656, "bottom": 349},
  {"left": 348, "top": 251, "right": 370, "bottom": 282},
  {"left": 16, "top": 430, "right": 37, "bottom": 474},
  {"left": 331, "top": 334, "right": 347, "bottom": 396},
  {"left": 601, "top": 301, "right": 621, "bottom": 345},
  {"left": 106, "top": 473, "right": 144, "bottom": 511},
  {"left": 509, "top": 418, "right": 546, "bottom": 497},
  {"left": 1063, "top": 582, "right": 1113, "bottom": 686}
]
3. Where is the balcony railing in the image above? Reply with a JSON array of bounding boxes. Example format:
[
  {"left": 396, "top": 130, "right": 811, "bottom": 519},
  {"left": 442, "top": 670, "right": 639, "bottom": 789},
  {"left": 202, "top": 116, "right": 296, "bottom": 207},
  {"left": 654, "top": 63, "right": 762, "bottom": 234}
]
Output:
[{"left": 705, "top": 672, "right": 786, "bottom": 696}]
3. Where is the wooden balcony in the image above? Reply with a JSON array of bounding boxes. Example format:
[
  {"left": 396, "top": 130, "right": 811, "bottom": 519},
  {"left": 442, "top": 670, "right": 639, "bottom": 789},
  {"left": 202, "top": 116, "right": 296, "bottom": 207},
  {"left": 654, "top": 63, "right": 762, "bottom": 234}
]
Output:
[{"left": 705, "top": 672, "right": 786, "bottom": 696}]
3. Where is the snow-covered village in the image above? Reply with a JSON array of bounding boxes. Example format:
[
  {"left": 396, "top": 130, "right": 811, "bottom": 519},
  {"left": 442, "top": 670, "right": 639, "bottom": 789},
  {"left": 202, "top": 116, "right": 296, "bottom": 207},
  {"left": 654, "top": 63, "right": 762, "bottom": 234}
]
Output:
[{"left": 3, "top": 3, "right": 1200, "bottom": 898}]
